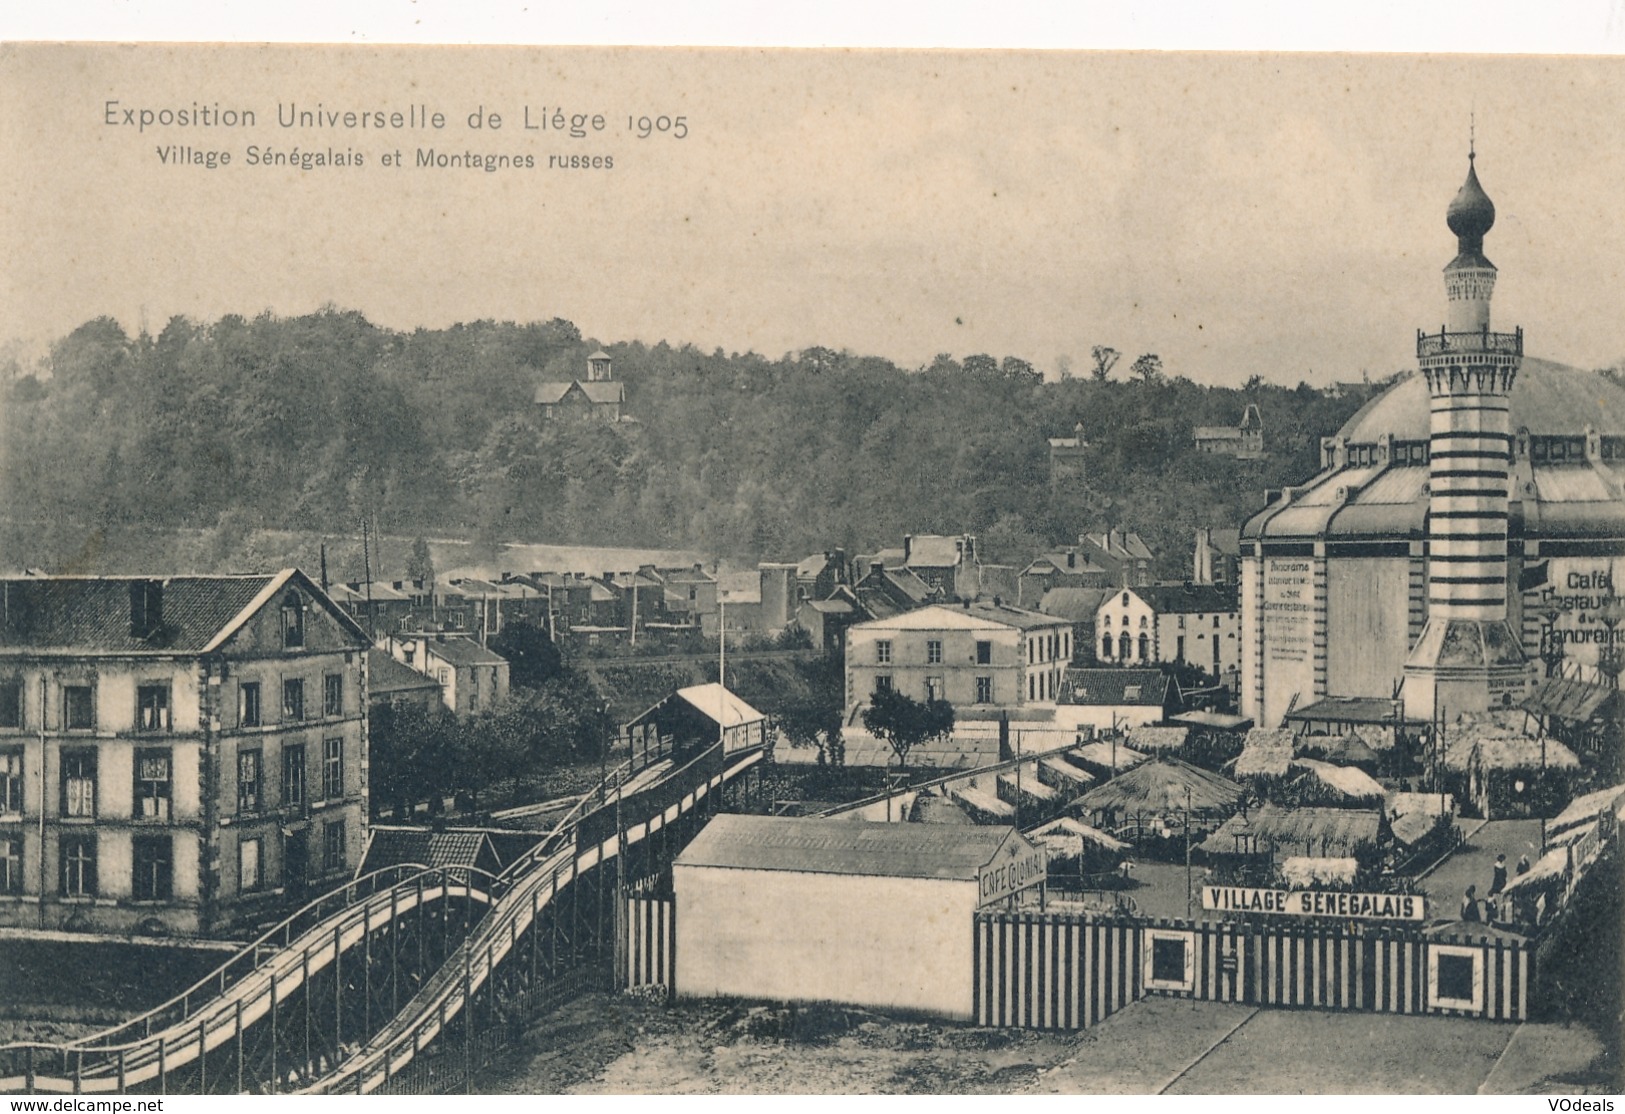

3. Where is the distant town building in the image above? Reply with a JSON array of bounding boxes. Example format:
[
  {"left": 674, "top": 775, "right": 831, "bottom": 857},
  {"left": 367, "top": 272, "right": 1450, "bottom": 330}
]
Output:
[
  {"left": 844, "top": 601, "right": 1072, "bottom": 716},
  {"left": 856, "top": 535, "right": 981, "bottom": 600},
  {"left": 533, "top": 349, "right": 627, "bottom": 422},
  {"left": 1034, "top": 586, "right": 1110, "bottom": 663},
  {"left": 1056, "top": 667, "right": 1180, "bottom": 733},
  {"left": 0, "top": 570, "right": 371, "bottom": 937},
  {"left": 1048, "top": 422, "right": 1089, "bottom": 486},
  {"left": 1018, "top": 546, "right": 1112, "bottom": 606},
  {"left": 366, "top": 648, "right": 443, "bottom": 713},
  {"left": 1078, "top": 529, "right": 1156, "bottom": 588},
  {"left": 1193, "top": 403, "right": 1265, "bottom": 459},
  {"left": 1095, "top": 584, "right": 1240, "bottom": 681},
  {"left": 1193, "top": 527, "right": 1242, "bottom": 587},
  {"left": 381, "top": 633, "right": 509, "bottom": 716}
]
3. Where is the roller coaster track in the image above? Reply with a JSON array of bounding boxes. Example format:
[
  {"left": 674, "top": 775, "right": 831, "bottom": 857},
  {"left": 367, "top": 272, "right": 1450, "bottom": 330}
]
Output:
[{"left": 0, "top": 741, "right": 763, "bottom": 1095}]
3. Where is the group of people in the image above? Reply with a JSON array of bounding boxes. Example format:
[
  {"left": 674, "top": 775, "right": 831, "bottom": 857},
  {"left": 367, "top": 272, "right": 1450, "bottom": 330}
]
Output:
[{"left": 1460, "top": 851, "right": 1533, "bottom": 925}]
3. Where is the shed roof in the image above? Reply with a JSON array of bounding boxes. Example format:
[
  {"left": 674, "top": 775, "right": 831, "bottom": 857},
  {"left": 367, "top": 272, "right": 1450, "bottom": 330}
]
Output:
[
  {"left": 1286, "top": 696, "right": 1423, "bottom": 726},
  {"left": 1289, "top": 758, "right": 1387, "bottom": 802},
  {"left": 841, "top": 731, "right": 1000, "bottom": 770},
  {"left": 1071, "top": 741, "right": 1148, "bottom": 772},
  {"left": 1386, "top": 792, "right": 1455, "bottom": 847},
  {"left": 666, "top": 683, "right": 764, "bottom": 729},
  {"left": 1126, "top": 725, "right": 1189, "bottom": 752},
  {"left": 1062, "top": 668, "right": 1171, "bottom": 707},
  {"left": 674, "top": 814, "right": 1031, "bottom": 882},
  {"left": 1522, "top": 677, "right": 1619, "bottom": 722},
  {"left": 1547, "top": 783, "right": 1625, "bottom": 838},
  {"left": 1026, "top": 817, "right": 1129, "bottom": 855}
]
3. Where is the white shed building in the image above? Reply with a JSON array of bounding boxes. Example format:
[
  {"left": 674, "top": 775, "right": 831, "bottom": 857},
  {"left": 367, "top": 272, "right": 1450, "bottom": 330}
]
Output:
[{"left": 672, "top": 815, "right": 1044, "bottom": 1019}]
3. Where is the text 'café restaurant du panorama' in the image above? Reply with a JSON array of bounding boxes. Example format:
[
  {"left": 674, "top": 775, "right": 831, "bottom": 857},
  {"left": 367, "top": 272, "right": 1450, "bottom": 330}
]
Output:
[{"left": 1241, "top": 152, "right": 1625, "bottom": 733}]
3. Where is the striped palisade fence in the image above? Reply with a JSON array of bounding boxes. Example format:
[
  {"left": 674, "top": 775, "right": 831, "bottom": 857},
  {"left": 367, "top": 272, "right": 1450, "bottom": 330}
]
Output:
[
  {"left": 621, "top": 896, "right": 676, "bottom": 994},
  {"left": 974, "top": 912, "right": 1534, "bottom": 1028},
  {"left": 974, "top": 914, "right": 1141, "bottom": 1029}
]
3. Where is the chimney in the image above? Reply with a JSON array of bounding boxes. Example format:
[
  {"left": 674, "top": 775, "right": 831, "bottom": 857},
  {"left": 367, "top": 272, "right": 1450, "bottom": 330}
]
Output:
[
  {"left": 1066, "top": 549, "right": 1076, "bottom": 570},
  {"left": 129, "top": 579, "right": 163, "bottom": 638}
]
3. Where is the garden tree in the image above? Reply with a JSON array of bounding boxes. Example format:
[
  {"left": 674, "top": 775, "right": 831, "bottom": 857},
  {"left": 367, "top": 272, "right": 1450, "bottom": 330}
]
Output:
[
  {"left": 488, "top": 621, "right": 565, "bottom": 689},
  {"left": 1129, "top": 353, "right": 1164, "bottom": 383},
  {"left": 1090, "top": 345, "right": 1120, "bottom": 382},
  {"left": 861, "top": 685, "right": 955, "bottom": 770},
  {"left": 773, "top": 653, "right": 847, "bottom": 764},
  {"left": 407, "top": 536, "right": 435, "bottom": 585},
  {"left": 368, "top": 700, "right": 461, "bottom": 818}
]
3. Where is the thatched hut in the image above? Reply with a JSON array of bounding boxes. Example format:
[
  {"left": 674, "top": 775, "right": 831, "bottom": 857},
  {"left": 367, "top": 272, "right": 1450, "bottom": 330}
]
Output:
[
  {"left": 1071, "top": 758, "right": 1245, "bottom": 845},
  {"left": 1200, "top": 805, "right": 1384, "bottom": 863},
  {"left": 1439, "top": 725, "right": 1581, "bottom": 820}
]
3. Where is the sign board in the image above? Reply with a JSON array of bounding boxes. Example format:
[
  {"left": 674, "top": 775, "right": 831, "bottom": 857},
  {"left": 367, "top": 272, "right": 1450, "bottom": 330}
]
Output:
[
  {"left": 977, "top": 838, "right": 1047, "bottom": 907},
  {"left": 1203, "top": 884, "right": 1425, "bottom": 922}
]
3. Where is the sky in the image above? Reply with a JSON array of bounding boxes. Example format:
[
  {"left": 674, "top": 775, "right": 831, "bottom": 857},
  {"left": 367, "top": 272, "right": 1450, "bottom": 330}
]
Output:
[{"left": 4, "top": 35, "right": 1625, "bottom": 387}]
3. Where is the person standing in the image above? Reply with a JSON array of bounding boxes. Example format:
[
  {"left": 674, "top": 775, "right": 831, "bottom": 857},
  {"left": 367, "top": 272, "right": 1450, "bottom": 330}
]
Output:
[
  {"left": 1487, "top": 854, "right": 1508, "bottom": 922},
  {"left": 1460, "top": 884, "right": 1482, "bottom": 922}
]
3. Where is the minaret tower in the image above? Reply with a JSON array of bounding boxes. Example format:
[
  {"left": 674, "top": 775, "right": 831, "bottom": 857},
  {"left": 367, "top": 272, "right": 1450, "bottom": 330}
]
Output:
[{"left": 1403, "top": 145, "right": 1534, "bottom": 719}]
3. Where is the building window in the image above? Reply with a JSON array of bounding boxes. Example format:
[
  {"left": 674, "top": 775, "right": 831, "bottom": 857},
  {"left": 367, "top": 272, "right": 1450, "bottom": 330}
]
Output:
[
  {"left": 0, "top": 680, "right": 20, "bottom": 729},
  {"left": 283, "top": 743, "right": 306, "bottom": 808},
  {"left": 61, "top": 749, "right": 97, "bottom": 818},
  {"left": 874, "top": 675, "right": 893, "bottom": 695},
  {"left": 926, "top": 640, "right": 943, "bottom": 665},
  {"left": 976, "top": 640, "right": 992, "bottom": 665},
  {"left": 63, "top": 685, "right": 94, "bottom": 731},
  {"left": 60, "top": 834, "right": 96, "bottom": 897},
  {"left": 1214, "top": 615, "right": 1221, "bottom": 629},
  {"left": 323, "top": 737, "right": 344, "bottom": 799},
  {"left": 281, "top": 594, "right": 305, "bottom": 648},
  {"left": 0, "top": 833, "right": 20, "bottom": 893},
  {"left": 324, "top": 674, "right": 344, "bottom": 718},
  {"left": 1119, "top": 632, "right": 1131, "bottom": 660},
  {"left": 239, "top": 836, "right": 262, "bottom": 892},
  {"left": 237, "top": 750, "right": 261, "bottom": 814},
  {"left": 0, "top": 749, "right": 21, "bottom": 814},
  {"left": 134, "top": 748, "right": 172, "bottom": 821},
  {"left": 1102, "top": 634, "right": 1113, "bottom": 659},
  {"left": 1029, "top": 675, "right": 1035, "bottom": 701},
  {"left": 926, "top": 676, "right": 943, "bottom": 702},
  {"left": 282, "top": 678, "right": 305, "bottom": 722},
  {"left": 1122, "top": 592, "right": 1130, "bottom": 606},
  {"left": 324, "top": 820, "right": 347, "bottom": 874},
  {"left": 876, "top": 640, "right": 892, "bottom": 665},
  {"left": 976, "top": 676, "right": 993, "bottom": 704},
  {"left": 136, "top": 684, "right": 170, "bottom": 733},
  {"left": 1139, "top": 634, "right": 1151, "bottom": 661},
  {"left": 132, "top": 835, "right": 172, "bottom": 901},
  {"left": 240, "top": 682, "right": 262, "bottom": 728}
]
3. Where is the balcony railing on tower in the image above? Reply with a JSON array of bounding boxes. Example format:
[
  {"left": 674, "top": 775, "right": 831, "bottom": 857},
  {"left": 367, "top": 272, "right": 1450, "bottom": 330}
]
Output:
[{"left": 1416, "top": 325, "right": 1523, "bottom": 359}]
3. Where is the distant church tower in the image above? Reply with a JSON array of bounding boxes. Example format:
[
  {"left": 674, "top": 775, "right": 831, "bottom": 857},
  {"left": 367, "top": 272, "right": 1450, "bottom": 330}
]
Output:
[{"left": 1403, "top": 146, "right": 1533, "bottom": 719}]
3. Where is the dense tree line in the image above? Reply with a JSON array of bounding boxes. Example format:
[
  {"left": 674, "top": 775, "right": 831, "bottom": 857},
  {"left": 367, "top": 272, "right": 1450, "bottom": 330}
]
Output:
[{"left": 1, "top": 309, "right": 1383, "bottom": 579}]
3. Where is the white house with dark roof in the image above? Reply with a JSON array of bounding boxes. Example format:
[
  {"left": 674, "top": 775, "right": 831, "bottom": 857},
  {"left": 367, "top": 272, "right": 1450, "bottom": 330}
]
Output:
[
  {"left": 382, "top": 632, "right": 509, "bottom": 716},
  {"left": 1095, "top": 583, "right": 1240, "bottom": 682},
  {"left": 844, "top": 601, "right": 1072, "bottom": 717}
]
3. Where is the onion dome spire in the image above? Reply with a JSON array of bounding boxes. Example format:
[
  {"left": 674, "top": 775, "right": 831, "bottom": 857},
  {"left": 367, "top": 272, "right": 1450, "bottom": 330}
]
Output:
[{"left": 1446, "top": 145, "right": 1496, "bottom": 265}]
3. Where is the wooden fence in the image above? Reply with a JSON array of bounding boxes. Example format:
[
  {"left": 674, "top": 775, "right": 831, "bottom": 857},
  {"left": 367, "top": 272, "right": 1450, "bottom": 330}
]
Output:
[{"left": 621, "top": 897, "right": 676, "bottom": 994}]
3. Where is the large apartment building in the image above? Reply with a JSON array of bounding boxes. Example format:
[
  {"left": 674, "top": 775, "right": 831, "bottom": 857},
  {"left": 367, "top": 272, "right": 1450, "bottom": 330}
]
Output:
[{"left": 0, "top": 570, "right": 371, "bottom": 937}]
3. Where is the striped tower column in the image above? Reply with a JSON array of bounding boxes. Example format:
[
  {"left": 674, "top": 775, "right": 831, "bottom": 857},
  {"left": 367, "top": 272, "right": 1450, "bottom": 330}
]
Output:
[{"left": 1403, "top": 149, "right": 1532, "bottom": 720}]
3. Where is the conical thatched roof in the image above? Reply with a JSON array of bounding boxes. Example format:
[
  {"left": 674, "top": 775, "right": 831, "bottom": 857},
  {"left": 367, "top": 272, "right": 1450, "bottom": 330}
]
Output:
[{"left": 1072, "top": 757, "right": 1245, "bottom": 815}]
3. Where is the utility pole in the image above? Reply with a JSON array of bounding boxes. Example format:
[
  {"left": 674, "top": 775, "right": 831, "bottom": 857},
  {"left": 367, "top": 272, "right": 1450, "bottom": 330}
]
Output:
[{"left": 1184, "top": 785, "right": 1193, "bottom": 919}]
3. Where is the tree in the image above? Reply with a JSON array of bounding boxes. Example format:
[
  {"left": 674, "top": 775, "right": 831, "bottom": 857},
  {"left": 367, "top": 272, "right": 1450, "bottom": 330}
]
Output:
[
  {"left": 488, "top": 621, "right": 565, "bottom": 689},
  {"left": 407, "top": 536, "right": 436, "bottom": 585},
  {"left": 860, "top": 686, "right": 955, "bottom": 770},
  {"left": 1090, "top": 346, "right": 1121, "bottom": 382},
  {"left": 1129, "top": 353, "right": 1164, "bottom": 383}
]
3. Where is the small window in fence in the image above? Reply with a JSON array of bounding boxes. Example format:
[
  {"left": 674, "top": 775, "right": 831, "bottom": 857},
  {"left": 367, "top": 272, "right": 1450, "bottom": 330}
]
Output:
[
  {"left": 1144, "top": 929, "right": 1195, "bottom": 992},
  {"left": 1427, "top": 944, "right": 1484, "bottom": 1013}
]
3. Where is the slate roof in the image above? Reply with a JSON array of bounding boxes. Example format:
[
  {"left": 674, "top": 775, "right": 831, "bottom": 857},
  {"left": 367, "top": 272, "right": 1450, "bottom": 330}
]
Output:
[
  {"left": 533, "top": 380, "right": 626, "bottom": 405},
  {"left": 852, "top": 602, "right": 1065, "bottom": 634},
  {"left": 426, "top": 636, "right": 508, "bottom": 667},
  {"left": 1134, "top": 584, "right": 1237, "bottom": 615},
  {"left": 842, "top": 731, "right": 1001, "bottom": 770},
  {"left": 368, "top": 649, "right": 443, "bottom": 696},
  {"left": 1061, "top": 668, "right": 1171, "bottom": 708},
  {"left": 905, "top": 535, "right": 971, "bottom": 569},
  {"left": 674, "top": 814, "right": 1026, "bottom": 881},
  {"left": 1037, "top": 587, "right": 1111, "bottom": 622},
  {"left": 0, "top": 569, "right": 368, "bottom": 655},
  {"left": 1023, "top": 551, "right": 1108, "bottom": 578}
]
